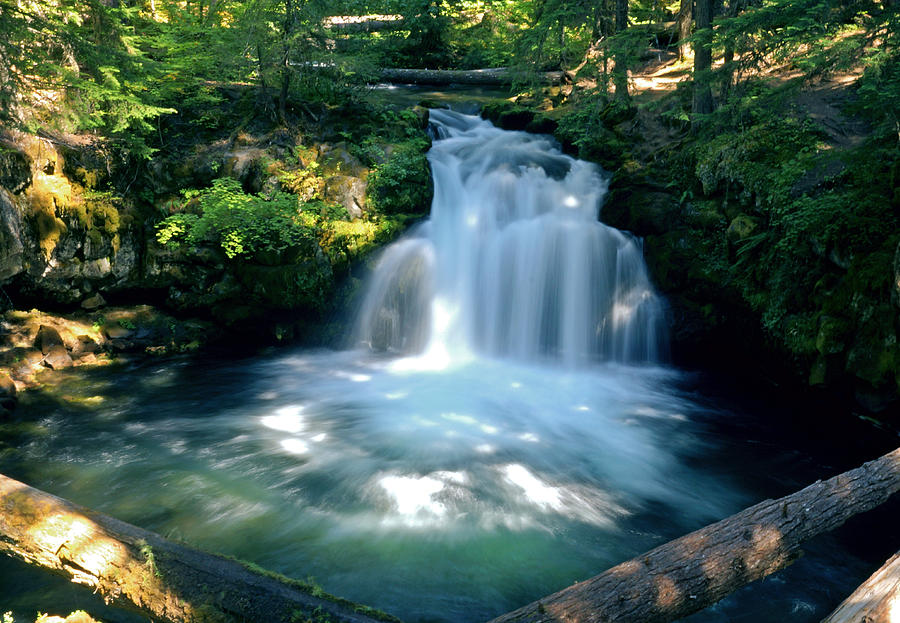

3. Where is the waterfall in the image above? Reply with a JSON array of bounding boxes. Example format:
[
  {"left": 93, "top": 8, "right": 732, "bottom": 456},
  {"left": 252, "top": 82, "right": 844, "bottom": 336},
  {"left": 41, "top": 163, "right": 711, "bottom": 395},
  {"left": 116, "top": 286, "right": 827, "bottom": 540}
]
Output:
[{"left": 355, "top": 109, "right": 666, "bottom": 366}]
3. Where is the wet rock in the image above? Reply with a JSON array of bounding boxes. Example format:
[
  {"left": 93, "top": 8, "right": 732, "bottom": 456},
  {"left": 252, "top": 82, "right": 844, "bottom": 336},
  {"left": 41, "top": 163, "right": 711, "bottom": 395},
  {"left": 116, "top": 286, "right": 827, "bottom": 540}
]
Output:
[
  {"left": 81, "top": 293, "right": 107, "bottom": 310},
  {"left": 73, "top": 334, "right": 101, "bottom": 355},
  {"left": 75, "top": 352, "right": 99, "bottom": 366},
  {"left": 104, "top": 324, "right": 133, "bottom": 340},
  {"left": 35, "top": 324, "right": 64, "bottom": 354},
  {"left": 43, "top": 344, "right": 73, "bottom": 369}
]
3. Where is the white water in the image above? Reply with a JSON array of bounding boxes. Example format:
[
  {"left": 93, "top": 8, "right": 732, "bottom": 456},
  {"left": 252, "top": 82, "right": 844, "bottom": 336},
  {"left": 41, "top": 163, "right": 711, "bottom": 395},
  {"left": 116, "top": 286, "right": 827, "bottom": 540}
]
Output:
[{"left": 355, "top": 109, "right": 666, "bottom": 367}]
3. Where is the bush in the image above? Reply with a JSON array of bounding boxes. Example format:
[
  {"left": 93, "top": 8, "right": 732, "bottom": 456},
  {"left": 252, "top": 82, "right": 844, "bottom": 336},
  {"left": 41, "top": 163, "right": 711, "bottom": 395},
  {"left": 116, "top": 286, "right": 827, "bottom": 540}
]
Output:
[
  {"left": 155, "top": 178, "right": 316, "bottom": 259},
  {"left": 367, "top": 139, "right": 433, "bottom": 215}
]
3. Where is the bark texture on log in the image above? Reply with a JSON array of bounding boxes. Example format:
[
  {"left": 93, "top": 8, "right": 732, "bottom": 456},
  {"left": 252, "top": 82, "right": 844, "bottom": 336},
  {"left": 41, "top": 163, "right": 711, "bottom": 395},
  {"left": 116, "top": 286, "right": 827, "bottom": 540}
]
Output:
[
  {"left": 821, "top": 550, "right": 900, "bottom": 623},
  {"left": 489, "top": 447, "right": 900, "bottom": 623},
  {"left": 378, "top": 68, "right": 565, "bottom": 86},
  {"left": 0, "top": 473, "right": 395, "bottom": 623}
]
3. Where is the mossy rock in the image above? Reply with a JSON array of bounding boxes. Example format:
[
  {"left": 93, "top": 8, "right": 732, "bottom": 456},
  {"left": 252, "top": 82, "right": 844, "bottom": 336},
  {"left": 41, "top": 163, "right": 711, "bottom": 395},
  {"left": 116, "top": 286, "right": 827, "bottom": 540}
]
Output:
[
  {"left": 0, "top": 141, "right": 32, "bottom": 193},
  {"left": 726, "top": 213, "right": 758, "bottom": 243},
  {"left": 235, "top": 259, "right": 333, "bottom": 312},
  {"left": 816, "top": 315, "right": 849, "bottom": 356}
]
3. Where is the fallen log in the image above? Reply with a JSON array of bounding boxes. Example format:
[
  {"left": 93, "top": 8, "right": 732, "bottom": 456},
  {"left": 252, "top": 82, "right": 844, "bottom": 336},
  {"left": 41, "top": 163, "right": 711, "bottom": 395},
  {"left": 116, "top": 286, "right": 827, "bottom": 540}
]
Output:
[
  {"left": 378, "top": 68, "right": 566, "bottom": 86},
  {"left": 325, "top": 14, "right": 405, "bottom": 33},
  {"left": 0, "top": 473, "right": 396, "bottom": 623},
  {"left": 488, "top": 446, "right": 900, "bottom": 623},
  {"left": 821, "top": 549, "right": 900, "bottom": 622}
]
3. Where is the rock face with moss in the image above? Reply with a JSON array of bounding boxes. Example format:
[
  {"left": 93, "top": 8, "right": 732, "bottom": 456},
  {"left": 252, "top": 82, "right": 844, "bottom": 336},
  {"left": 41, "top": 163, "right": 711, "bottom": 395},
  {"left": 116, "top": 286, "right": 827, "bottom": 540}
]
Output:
[
  {"left": 533, "top": 83, "right": 899, "bottom": 415},
  {"left": 0, "top": 131, "right": 141, "bottom": 305},
  {"left": 0, "top": 105, "right": 434, "bottom": 342}
]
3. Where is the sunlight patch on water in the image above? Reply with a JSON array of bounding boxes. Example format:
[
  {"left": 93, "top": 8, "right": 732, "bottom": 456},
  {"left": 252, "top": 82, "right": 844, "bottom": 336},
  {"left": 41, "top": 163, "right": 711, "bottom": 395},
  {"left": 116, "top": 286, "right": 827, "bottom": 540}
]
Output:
[
  {"left": 502, "top": 464, "right": 562, "bottom": 511},
  {"left": 280, "top": 438, "right": 309, "bottom": 454},
  {"left": 261, "top": 405, "right": 305, "bottom": 433}
]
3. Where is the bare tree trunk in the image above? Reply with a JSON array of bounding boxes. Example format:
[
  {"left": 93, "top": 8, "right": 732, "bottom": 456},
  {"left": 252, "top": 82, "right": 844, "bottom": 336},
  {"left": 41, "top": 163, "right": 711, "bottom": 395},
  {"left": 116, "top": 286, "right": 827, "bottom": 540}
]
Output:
[
  {"left": 489, "top": 447, "right": 900, "bottom": 623},
  {"left": 821, "top": 550, "right": 900, "bottom": 623},
  {"left": 0, "top": 473, "right": 395, "bottom": 623},
  {"left": 279, "top": 0, "right": 295, "bottom": 124},
  {"left": 692, "top": 0, "right": 715, "bottom": 123},
  {"left": 613, "top": 0, "right": 630, "bottom": 101},
  {"left": 678, "top": 0, "right": 693, "bottom": 60},
  {"left": 720, "top": 0, "right": 744, "bottom": 100}
]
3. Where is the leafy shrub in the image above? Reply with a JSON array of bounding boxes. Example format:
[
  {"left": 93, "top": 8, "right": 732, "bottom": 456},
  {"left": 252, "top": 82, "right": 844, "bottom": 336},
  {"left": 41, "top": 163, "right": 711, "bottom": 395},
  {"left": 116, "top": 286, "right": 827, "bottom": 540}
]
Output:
[
  {"left": 155, "top": 178, "right": 315, "bottom": 259},
  {"left": 367, "top": 139, "right": 433, "bottom": 215}
]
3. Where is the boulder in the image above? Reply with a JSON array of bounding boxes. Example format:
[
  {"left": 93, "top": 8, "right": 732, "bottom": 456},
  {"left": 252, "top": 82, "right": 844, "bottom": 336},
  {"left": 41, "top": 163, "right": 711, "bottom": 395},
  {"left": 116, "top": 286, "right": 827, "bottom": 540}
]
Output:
[
  {"left": 104, "top": 324, "right": 133, "bottom": 339},
  {"left": 73, "top": 334, "right": 101, "bottom": 354},
  {"left": 81, "top": 293, "right": 107, "bottom": 310},
  {"left": 35, "top": 324, "right": 65, "bottom": 354},
  {"left": 42, "top": 344, "right": 73, "bottom": 369},
  {"left": 324, "top": 175, "right": 367, "bottom": 219}
]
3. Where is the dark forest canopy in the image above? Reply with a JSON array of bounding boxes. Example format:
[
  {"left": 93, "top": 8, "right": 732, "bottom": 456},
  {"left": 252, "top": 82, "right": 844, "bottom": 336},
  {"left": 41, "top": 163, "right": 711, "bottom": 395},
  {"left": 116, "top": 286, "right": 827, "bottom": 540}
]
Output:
[{"left": 1, "top": 0, "right": 897, "bottom": 150}]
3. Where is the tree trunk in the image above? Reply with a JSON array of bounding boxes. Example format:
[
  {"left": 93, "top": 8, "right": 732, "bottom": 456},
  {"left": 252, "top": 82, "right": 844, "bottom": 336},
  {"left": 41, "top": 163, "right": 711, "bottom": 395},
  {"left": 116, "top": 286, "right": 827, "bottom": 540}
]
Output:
[
  {"left": 279, "top": 0, "right": 295, "bottom": 124},
  {"left": 821, "top": 550, "right": 900, "bottom": 623},
  {"left": 720, "top": 0, "right": 744, "bottom": 100},
  {"left": 677, "top": 0, "right": 693, "bottom": 60},
  {"left": 613, "top": 0, "right": 630, "bottom": 101},
  {"left": 488, "top": 446, "right": 900, "bottom": 623},
  {"left": 0, "top": 473, "right": 395, "bottom": 623},
  {"left": 378, "top": 67, "right": 565, "bottom": 86},
  {"left": 692, "top": 0, "right": 715, "bottom": 123}
]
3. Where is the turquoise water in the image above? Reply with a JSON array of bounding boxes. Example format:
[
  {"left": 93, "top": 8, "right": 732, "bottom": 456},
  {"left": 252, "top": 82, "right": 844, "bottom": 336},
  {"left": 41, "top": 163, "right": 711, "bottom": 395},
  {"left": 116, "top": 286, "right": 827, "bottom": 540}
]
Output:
[{"left": 1, "top": 351, "right": 897, "bottom": 622}]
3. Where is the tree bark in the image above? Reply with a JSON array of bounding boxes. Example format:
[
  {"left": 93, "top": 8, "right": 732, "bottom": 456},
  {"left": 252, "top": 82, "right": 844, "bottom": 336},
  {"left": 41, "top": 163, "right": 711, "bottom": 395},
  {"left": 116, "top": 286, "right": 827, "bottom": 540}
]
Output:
[
  {"left": 0, "top": 473, "right": 395, "bottom": 623},
  {"left": 378, "top": 68, "right": 566, "bottom": 86},
  {"left": 692, "top": 0, "right": 715, "bottom": 123},
  {"left": 279, "top": 0, "right": 295, "bottom": 124},
  {"left": 488, "top": 446, "right": 900, "bottom": 623},
  {"left": 821, "top": 550, "right": 900, "bottom": 623},
  {"left": 677, "top": 0, "right": 693, "bottom": 60},
  {"left": 612, "top": 0, "right": 630, "bottom": 101}
]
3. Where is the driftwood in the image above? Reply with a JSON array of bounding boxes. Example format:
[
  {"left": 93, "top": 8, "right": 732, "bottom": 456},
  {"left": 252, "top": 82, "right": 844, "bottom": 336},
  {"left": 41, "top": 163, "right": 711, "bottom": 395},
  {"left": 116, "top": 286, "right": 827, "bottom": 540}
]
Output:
[
  {"left": 821, "top": 550, "right": 900, "bottom": 623},
  {"left": 489, "top": 446, "right": 900, "bottom": 623},
  {"left": 378, "top": 68, "right": 566, "bottom": 86},
  {"left": 0, "top": 473, "right": 394, "bottom": 623}
]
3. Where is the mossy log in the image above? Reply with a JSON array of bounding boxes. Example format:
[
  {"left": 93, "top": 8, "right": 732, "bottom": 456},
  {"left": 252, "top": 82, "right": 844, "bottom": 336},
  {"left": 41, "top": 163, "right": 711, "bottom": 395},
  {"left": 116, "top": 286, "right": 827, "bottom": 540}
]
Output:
[
  {"left": 0, "top": 473, "right": 396, "bottom": 623},
  {"left": 378, "top": 68, "right": 566, "bottom": 86},
  {"left": 489, "top": 447, "right": 900, "bottom": 623},
  {"left": 821, "top": 550, "right": 900, "bottom": 622}
]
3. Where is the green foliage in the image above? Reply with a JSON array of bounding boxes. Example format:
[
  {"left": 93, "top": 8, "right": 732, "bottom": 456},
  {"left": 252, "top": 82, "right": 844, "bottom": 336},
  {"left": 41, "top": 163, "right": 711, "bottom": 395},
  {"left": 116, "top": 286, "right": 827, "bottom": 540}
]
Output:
[
  {"left": 156, "top": 178, "right": 315, "bottom": 259},
  {"left": 367, "top": 138, "right": 433, "bottom": 214}
]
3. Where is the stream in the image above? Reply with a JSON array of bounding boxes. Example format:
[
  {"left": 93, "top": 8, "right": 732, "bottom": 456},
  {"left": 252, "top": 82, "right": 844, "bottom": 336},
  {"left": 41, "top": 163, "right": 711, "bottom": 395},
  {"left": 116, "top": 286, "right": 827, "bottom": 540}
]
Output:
[{"left": 1, "top": 108, "right": 898, "bottom": 623}]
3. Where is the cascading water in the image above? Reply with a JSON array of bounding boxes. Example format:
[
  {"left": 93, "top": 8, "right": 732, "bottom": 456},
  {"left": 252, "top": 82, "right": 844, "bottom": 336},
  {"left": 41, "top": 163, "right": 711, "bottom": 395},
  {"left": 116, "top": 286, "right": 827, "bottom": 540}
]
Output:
[{"left": 355, "top": 109, "right": 666, "bottom": 366}]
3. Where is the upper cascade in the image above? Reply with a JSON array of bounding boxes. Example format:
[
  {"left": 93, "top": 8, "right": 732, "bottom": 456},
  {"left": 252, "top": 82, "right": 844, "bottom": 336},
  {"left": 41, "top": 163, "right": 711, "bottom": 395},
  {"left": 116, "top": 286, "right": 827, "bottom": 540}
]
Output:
[{"left": 355, "top": 108, "right": 666, "bottom": 366}]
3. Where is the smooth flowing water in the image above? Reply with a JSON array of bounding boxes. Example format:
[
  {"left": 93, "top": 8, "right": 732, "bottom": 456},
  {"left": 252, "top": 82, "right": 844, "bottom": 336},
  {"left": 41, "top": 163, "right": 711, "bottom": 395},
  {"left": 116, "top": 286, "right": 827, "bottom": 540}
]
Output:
[{"left": 1, "top": 111, "right": 898, "bottom": 622}]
